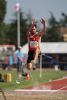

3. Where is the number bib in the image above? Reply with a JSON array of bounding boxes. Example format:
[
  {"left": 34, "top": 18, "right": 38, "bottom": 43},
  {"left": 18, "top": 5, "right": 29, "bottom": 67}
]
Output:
[{"left": 30, "top": 41, "right": 38, "bottom": 48}]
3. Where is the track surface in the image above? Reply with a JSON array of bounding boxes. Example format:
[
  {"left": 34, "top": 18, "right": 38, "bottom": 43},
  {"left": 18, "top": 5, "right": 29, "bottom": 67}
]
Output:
[
  {"left": 0, "top": 77, "right": 67, "bottom": 100},
  {"left": 15, "top": 77, "right": 67, "bottom": 92}
]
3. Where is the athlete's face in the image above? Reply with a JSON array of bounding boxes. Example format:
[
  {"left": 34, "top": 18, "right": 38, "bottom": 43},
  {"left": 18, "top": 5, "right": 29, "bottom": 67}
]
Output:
[{"left": 31, "top": 26, "right": 37, "bottom": 34}]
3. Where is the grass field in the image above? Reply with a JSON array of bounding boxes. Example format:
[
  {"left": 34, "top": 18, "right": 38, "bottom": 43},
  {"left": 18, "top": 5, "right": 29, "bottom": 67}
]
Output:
[{"left": 0, "top": 68, "right": 67, "bottom": 91}]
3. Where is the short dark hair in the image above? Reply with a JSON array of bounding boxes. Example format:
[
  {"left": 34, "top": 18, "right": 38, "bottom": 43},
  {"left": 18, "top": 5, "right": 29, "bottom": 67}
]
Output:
[
  {"left": 32, "top": 24, "right": 37, "bottom": 28},
  {"left": 29, "top": 23, "right": 37, "bottom": 28}
]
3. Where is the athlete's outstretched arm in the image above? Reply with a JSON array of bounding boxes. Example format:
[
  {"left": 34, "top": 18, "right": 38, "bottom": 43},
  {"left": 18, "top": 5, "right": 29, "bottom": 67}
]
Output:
[
  {"left": 39, "top": 18, "right": 46, "bottom": 36},
  {"left": 33, "top": 18, "right": 46, "bottom": 37},
  {"left": 27, "top": 19, "right": 36, "bottom": 34}
]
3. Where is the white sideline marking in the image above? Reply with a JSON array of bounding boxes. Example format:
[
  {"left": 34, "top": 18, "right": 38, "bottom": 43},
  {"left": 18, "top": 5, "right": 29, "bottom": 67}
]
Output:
[
  {"left": 48, "top": 76, "right": 67, "bottom": 83},
  {"left": 14, "top": 89, "right": 57, "bottom": 92},
  {"left": 57, "top": 85, "right": 67, "bottom": 91},
  {"left": 14, "top": 77, "right": 67, "bottom": 92},
  {"left": 14, "top": 85, "right": 67, "bottom": 92}
]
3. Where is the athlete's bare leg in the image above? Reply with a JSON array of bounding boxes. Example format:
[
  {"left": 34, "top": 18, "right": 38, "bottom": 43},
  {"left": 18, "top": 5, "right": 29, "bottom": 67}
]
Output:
[
  {"left": 32, "top": 48, "right": 40, "bottom": 64},
  {"left": 27, "top": 48, "right": 40, "bottom": 70},
  {"left": 27, "top": 62, "right": 33, "bottom": 70}
]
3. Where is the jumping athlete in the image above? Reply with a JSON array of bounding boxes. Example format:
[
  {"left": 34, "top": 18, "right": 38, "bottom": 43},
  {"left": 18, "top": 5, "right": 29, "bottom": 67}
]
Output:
[{"left": 27, "top": 18, "right": 46, "bottom": 71}]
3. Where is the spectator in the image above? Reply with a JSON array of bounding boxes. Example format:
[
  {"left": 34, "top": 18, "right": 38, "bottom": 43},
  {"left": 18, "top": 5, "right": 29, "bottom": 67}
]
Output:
[
  {"left": 0, "top": 73, "right": 4, "bottom": 82},
  {"left": 9, "top": 54, "right": 14, "bottom": 70},
  {"left": 15, "top": 46, "right": 24, "bottom": 84},
  {"left": 3, "top": 54, "right": 9, "bottom": 70}
]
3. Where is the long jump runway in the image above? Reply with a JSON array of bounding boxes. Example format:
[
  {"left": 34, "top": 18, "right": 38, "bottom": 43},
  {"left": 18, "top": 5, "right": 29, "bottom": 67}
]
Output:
[
  {"left": 1, "top": 78, "right": 67, "bottom": 100},
  {"left": 15, "top": 77, "right": 67, "bottom": 92}
]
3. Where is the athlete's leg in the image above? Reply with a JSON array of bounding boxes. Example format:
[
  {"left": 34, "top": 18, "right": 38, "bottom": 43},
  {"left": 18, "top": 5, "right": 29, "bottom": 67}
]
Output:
[
  {"left": 31, "top": 48, "right": 40, "bottom": 64},
  {"left": 31, "top": 48, "right": 40, "bottom": 70},
  {"left": 27, "top": 50, "right": 35, "bottom": 69},
  {"left": 27, "top": 62, "right": 33, "bottom": 69}
]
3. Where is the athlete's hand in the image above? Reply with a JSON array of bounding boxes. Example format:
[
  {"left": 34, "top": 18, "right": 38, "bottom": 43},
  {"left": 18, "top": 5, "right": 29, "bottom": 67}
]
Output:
[
  {"left": 41, "top": 18, "right": 45, "bottom": 25},
  {"left": 31, "top": 19, "right": 36, "bottom": 25}
]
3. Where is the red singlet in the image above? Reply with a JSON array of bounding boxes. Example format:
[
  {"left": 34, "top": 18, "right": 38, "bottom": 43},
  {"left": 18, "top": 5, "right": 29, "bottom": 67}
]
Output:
[{"left": 28, "top": 33, "right": 41, "bottom": 51}]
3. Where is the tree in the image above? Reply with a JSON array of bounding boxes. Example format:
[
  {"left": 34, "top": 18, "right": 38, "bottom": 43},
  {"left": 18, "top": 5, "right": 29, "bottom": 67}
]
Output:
[
  {"left": 0, "top": 0, "right": 6, "bottom": 24},
  {"left": 42, "top": 12, "right": 64, "bottom": 42},
  {"left": 59, "top": 12, "right": 67, "bottom": 27},
  {"left": 6, "top": 10, "right": 28, "bottom": 47},
  {"left": 0, "top": 23, "right": 7, "bottom": 44},
  {"left": 0, "top": 0, "right": 6, "bottom": 44}
]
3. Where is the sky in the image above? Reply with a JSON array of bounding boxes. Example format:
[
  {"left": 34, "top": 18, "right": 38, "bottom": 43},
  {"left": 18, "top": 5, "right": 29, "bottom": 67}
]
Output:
[{"left": 5, "top": 0, "right": 67, "bottom": 25}]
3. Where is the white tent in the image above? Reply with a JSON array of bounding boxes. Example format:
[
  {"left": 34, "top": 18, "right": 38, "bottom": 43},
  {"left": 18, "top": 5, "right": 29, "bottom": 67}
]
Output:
[
  {"left": 21, "top": 42, "right": 67, "bottom": 54},
  {"left": 21, "top": 42, "right": 67, "bottom": 78}
]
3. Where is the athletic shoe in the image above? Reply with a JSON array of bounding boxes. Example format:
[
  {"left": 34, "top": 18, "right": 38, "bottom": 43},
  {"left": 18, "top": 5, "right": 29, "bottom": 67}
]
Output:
[
  {"left": 18, "top": 74, "right": 22, "bottom": 79},
  {"left": 16, "top": 80, "right": 20, "bottom": 84},
  {"left": 25, "top": 73, "right": 30, "bottom": 80}
]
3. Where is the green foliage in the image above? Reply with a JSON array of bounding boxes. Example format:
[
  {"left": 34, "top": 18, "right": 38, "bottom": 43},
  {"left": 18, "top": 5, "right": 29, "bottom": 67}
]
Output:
[
  {"left": 0, "top": 2, "right": 67, "bottom": 45},
  {"left": 59, "top": 12, "right": 67, "bottom": 27},
  {"left": 42, "top": 12, "right": 64, "bottom": 42},
  {"left": 6, "top": 11, "right": 28, "bottom": 46},
  {"left": 0, "top": 0, "right": 6, "bottom": 43},
  {"left": 0, "top": 0, "right": 6, "bottom": 24},
  {"left": 0, "top": 23, "right": 6, "bottom": 44}
]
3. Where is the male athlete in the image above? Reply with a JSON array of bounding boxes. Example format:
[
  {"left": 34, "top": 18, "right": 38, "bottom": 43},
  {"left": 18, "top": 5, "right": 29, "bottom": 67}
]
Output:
[{"left": 27, "top": 18, "right": 46, "bottom": 71}]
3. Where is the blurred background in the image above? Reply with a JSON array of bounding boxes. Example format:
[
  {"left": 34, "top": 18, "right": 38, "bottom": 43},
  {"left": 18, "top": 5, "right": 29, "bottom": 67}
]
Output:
[{"left": 0, "top": 0, "right": 67, "bottom": 71}]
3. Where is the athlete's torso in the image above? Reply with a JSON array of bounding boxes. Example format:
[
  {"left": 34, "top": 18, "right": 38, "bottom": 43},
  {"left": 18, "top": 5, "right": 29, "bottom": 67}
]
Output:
[{"left": 28, "top": 32, "right": 41, "bottom": 51}]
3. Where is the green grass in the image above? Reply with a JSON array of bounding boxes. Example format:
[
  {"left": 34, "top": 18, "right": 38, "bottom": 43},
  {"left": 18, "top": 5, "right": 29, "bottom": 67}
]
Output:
[{"left": 0, "top": 68, "right": 67, "bottom": 91}]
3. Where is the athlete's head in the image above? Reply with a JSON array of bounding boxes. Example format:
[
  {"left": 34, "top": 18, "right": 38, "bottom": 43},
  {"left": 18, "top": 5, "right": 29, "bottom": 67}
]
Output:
[{"left": 30, "top": 24, "right": 37, "bottom": 35}]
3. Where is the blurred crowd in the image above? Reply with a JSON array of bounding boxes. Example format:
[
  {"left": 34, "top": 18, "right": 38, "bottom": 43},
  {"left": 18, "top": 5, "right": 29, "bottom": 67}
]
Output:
[{"left": 0, "top": 49, "right": 22, "bottom": 70}]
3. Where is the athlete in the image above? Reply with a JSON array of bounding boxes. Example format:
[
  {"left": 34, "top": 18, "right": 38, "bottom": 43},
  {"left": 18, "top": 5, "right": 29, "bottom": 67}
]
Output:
[{"left": 27, "top": 18, "right": 46, "bottom": 71}]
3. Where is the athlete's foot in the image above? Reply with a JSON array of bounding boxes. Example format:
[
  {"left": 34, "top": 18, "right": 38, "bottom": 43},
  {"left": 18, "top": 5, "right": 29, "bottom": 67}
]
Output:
[{"left": 25, "top": 73, "right": 30, "bottom": 80}]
